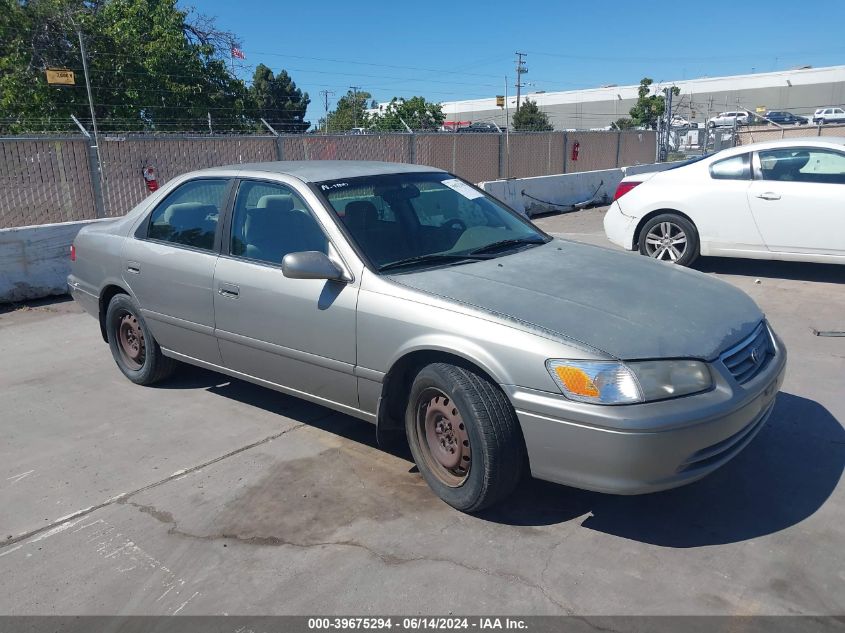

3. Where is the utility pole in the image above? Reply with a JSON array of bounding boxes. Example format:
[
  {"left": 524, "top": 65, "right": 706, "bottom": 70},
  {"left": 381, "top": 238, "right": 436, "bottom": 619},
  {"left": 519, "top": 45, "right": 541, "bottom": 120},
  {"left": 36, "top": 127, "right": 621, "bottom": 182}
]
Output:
[
  {"left": 72, "top": 20, "right": 105, "bottom": 193},
  {"left": 319, "top": 89, "right": 335, "bottom": 134},
  {"left": 349, "top": 86, "right": 361, "bottom": 129},
  {"left": 514, "top": 52, "right": 527, "bottom": 114}
]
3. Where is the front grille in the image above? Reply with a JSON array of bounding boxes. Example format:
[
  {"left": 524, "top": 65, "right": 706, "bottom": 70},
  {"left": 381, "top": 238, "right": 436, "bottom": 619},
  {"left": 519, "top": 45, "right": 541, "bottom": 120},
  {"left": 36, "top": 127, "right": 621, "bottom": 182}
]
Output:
[{"left": 720, "top": 322, "right": 774, "bottom": 384}]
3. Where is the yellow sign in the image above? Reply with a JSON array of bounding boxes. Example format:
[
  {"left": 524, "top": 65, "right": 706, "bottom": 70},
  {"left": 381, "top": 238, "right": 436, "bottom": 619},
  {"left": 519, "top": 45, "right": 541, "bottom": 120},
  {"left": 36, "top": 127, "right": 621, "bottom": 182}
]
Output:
[
  {"left": 496, "top": 95, "right": 505, "bottom": 108},
  {"left": 46, "top": 69, "right": 75, "bottom": 85},
  {"left": 756, "top": 106, "right": 766, "bottom": 113}
]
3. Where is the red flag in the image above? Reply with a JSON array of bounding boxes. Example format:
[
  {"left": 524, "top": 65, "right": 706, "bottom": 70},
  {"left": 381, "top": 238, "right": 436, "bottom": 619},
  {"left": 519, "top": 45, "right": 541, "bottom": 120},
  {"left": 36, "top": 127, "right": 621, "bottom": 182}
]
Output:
[{"left": 231, "top": 46, "right": 245, "bottom": 60}]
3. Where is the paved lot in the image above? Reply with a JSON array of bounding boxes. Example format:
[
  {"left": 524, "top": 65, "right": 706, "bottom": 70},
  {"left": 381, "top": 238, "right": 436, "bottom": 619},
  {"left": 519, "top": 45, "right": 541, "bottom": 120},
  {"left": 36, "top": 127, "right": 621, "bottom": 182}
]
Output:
[{"left": 1, "top": 207, "right": 843, "bottom": 615}]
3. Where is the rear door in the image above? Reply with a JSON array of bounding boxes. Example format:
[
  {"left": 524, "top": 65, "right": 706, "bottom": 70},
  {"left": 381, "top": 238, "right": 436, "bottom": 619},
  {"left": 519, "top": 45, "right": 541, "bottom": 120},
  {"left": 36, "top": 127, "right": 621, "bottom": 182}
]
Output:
[
  {"left": 747, "top": 146, "right": 845, "bottom": 255},
  {"left": 123, "top": 177, "right": 231, "bottom": 364},
  {"left": 213, "top": 178, "right": 360, "bottom": 408}
]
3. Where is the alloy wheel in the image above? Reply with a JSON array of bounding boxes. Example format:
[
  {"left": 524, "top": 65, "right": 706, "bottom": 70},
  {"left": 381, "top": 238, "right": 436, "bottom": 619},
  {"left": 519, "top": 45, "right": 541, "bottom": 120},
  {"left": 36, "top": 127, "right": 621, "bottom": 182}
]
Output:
[{"left": 644, "top": 221, "right": 688, "bottom": 262}]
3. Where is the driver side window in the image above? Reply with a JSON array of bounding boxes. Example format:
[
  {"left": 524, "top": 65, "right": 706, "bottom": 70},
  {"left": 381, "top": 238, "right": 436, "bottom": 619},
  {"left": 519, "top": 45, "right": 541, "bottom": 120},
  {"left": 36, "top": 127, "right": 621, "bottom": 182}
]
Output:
[
  {"left": 229, "top": 181, "right": 328, "bottom": 266},
  {"left": 758, "top": 148, "right": 845, "bottom": 184}
]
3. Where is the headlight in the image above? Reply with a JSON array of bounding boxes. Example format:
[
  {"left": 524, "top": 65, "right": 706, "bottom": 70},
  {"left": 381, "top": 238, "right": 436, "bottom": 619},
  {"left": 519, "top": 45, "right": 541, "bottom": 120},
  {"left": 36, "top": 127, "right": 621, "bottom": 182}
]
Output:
[{"left": 546, "top": 359, "right": 712, "bottom": 405}]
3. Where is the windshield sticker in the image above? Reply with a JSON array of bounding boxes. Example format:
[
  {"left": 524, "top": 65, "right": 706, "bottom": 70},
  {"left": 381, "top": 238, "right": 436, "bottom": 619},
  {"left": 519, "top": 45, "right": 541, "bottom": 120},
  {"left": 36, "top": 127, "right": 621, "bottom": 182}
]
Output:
[
  {"left": 442, "top": 178, "right": 483, "bottom": 200},
  {"left": 321, "top": 182, "right": 349, "bottom": 191}
]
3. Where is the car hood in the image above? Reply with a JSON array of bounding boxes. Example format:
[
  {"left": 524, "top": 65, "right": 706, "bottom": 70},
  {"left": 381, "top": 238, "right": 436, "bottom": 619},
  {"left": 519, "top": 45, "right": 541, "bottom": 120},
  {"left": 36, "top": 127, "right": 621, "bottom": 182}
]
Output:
[{"left": 388, "top": 239, "right": 763, "bottom": 361}]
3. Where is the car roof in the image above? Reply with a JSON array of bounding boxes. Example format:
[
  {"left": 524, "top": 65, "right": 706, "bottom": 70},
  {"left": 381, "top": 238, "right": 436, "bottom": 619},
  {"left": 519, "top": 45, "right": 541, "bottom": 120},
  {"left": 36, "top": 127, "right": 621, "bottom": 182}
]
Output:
[{"left": 203, "top": 160, "right": 446, "bottom": 183}]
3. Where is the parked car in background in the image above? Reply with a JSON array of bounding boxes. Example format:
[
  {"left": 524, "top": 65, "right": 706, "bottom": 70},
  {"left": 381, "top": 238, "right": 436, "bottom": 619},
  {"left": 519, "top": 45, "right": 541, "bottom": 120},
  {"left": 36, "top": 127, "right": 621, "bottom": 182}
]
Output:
[
  {"left": 604, "top": 138, "right": 845, "bottom": 266},
  {"left": 708, "top": 111, "right": 754, "bottom": 127},
  {"left": 813, "top": 107, "right": 845, "bottom": 125},
  {"left": 458, "top": 122, "right": 500, "bottom": 133},
  {"left": 68, "top": 160, "right": 786, "bottom": 512},
  {"left": 764, "top": 110, "right": 808, "bottom": 125},
  {"left": 671, "top": 116, "right": 700, "bottom": 128}
]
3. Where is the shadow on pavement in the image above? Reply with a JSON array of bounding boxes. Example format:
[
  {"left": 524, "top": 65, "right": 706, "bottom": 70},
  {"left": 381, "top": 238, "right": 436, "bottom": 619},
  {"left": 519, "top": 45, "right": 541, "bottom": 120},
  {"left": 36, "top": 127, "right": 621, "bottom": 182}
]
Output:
[
  {"left": 694, "top": 257, "right": 845, "bottom": 284},
  {"left": 157, "top": 366, "right": 844, "bottom": 548},
  {"left": 481, "top": 392, "right": 844, "bottom": 547}
]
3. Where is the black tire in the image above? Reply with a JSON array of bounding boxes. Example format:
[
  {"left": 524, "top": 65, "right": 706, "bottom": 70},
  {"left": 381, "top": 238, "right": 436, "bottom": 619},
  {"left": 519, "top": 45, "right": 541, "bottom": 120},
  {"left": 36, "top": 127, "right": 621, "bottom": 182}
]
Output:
[
  {"left": 105, "top": 294, "right": 176, "bottom": 385},
  {"left": 637, "top": 212, "right": 700, "bottom": 267},
  {"left": 405, "top": 362, "right": 525, "bottom": 512}
]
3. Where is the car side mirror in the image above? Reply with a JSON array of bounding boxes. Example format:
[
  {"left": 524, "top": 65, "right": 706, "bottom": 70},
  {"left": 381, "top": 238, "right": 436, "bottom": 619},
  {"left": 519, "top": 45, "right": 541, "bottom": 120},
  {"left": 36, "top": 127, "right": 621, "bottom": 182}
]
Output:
[{"left": 282, "top": 251, "right": 346, "bottom": 282}]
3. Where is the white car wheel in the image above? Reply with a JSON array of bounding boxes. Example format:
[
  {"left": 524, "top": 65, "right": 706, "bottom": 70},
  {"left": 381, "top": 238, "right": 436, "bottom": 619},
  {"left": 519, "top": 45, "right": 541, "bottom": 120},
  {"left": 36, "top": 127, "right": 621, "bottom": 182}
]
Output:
[{"left": 638, "top": 214, "right": 700, "bottom": 267}]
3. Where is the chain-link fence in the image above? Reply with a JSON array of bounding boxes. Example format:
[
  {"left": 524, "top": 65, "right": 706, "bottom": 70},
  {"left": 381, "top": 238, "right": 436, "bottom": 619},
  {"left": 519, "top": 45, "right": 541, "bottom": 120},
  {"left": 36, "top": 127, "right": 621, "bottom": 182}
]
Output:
[
  {"left": 736, "top": 123, "right": 845, "bottom": 146},
  {"left": 0, "top": 130, "right": 657, "bottom": 229}
]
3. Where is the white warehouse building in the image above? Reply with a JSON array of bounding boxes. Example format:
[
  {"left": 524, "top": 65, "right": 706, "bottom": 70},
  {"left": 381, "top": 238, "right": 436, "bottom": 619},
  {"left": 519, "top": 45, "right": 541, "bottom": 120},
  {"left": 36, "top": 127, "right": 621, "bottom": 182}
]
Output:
[{"left": 436, "top": 65, "right": 845, "bottom": 130}]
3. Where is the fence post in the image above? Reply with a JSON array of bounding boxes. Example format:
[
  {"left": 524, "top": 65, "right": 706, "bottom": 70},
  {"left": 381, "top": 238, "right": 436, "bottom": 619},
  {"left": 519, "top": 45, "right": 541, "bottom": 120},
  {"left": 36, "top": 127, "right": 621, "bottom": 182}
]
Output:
[
  {"left": 615, "top": 131, "right": 622, "bottom": 168},
  {"left": 86, "top": 142, "right": 106, "bottom": 218},
  {"left": 409, "top": 132, "right": 416, "bottom": 165},
  {"left": 562, "top": 132, "right": 568, "bottom": 174},
  {"left": 498, "top": 133, "right": 505, "bottom": 179},
  {"left": 275, "top": 136, "right": 284, "bottom": 161},
  {"left": 451, "top": 135, "right": 457, "bottom": 174}
]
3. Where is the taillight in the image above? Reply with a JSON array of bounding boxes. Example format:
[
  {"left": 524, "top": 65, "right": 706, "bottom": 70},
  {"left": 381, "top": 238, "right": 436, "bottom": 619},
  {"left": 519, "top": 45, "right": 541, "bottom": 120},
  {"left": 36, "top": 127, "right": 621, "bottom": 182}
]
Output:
[
  {"left": 614, "top": 181, "right": 641, "bottom": 200},
  {"left": 70, "top": 244, "right": 76, "bottom": 262}
]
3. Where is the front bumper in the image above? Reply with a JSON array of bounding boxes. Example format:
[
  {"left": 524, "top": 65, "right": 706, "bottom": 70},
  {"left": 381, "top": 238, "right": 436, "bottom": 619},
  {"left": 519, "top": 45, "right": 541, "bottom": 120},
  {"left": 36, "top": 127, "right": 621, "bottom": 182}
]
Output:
[
  {"left": 603, "top": 201, "right": 636, "bottom": 250},
  {"left": 507, "top": 331, "right": 787, "bottom": 494}
]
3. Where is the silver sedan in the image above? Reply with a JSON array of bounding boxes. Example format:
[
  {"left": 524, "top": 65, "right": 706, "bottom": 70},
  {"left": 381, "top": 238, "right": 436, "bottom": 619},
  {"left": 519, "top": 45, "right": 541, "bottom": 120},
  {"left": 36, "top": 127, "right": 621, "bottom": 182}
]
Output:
[{"left": 68, "top": 161, "right": 786, "bottom": 511}]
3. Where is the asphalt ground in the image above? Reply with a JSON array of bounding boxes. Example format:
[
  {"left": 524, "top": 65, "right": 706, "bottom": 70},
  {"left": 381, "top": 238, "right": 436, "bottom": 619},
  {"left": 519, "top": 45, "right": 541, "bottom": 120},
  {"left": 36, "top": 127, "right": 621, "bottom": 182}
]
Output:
[{"left": 1, "top": 207, "right": 843, "bottom": 616}]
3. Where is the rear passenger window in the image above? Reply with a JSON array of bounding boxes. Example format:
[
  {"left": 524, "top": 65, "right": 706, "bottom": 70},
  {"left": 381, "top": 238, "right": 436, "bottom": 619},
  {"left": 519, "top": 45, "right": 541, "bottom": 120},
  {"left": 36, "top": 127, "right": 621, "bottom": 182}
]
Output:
[
  {"left": 710, "top": 154, "right": 751, "bottom": 180},
  {"left": 147, "top": 179, "right": 227, "bottom": 250}
]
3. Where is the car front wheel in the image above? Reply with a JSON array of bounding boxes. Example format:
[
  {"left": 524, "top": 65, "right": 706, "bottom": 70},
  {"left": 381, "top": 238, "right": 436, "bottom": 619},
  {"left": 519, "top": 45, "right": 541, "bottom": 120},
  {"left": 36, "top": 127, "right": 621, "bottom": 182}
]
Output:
[
  {"left": 106, "top": 294, "right": 176, "bottom": 385},
  {"left": 405, "top": 362, "right": 525, "bottom": 512},
  {"left": 638, "top": 213, "right": 700, "bottom": 266}
]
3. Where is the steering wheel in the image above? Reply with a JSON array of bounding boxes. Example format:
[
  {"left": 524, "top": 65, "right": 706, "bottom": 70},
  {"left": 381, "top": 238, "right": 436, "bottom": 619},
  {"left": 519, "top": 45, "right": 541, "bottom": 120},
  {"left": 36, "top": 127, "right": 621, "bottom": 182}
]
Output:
[{"left": 442, "top": 218, "right": 467, "bottom": 232}]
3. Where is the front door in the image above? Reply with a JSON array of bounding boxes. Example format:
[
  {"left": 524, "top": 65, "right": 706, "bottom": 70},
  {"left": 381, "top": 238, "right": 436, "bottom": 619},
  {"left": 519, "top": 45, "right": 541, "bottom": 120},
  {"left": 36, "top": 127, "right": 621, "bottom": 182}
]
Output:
[
  {"left": 122, "top": 177, "right": 230, "bottom": 364},
  {"left": 213, "top": 179, "right": 360, "bottom": 409},
  {"left": 748, "top": 147, "right": 845, "bottom": 255}
]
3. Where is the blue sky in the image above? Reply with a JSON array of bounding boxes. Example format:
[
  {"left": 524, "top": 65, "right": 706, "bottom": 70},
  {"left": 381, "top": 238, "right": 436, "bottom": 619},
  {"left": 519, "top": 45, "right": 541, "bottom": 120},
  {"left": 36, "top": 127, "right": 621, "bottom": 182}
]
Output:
[{"left": 196, "top": 0, "right": 845, "bottom": 125}]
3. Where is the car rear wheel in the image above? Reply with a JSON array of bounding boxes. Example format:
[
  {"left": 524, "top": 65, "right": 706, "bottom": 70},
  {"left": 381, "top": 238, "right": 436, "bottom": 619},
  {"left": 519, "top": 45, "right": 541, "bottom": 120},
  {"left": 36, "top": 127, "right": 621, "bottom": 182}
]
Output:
[
  {"left": 638, "top": 213, "right": 699, "bottom": 267},
  {"left": 106, "top": 294, "right": 176, "bottom": 385},
  {"left": 405, "top": 362, "right": 525, "bottom": 512}
]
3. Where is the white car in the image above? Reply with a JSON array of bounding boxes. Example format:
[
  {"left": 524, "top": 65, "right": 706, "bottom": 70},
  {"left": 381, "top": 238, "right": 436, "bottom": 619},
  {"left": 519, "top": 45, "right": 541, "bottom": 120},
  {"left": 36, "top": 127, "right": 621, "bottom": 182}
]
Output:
[
  {"left": 813, "top": 107, "right": 845, "bottom": 125},
  {"left": 603, "top": 138, "right": 845, "bottom": 266},
  {"left": 708, "top": 111, "right": 754, "bottom": 127}
]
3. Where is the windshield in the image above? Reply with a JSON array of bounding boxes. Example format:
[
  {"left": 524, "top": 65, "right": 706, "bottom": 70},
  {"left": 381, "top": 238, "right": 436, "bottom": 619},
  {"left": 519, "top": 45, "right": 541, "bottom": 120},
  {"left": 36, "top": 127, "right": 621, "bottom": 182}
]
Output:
[{"left": 317, "top": 172, "right": 549, "bottom": 271}]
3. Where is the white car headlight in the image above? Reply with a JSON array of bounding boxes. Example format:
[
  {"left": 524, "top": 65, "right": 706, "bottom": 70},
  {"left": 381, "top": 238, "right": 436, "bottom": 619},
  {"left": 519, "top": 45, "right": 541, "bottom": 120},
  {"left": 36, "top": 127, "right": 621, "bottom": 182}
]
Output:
[{"left": 546, "top": 359, "right": 712, "bottom": 405}]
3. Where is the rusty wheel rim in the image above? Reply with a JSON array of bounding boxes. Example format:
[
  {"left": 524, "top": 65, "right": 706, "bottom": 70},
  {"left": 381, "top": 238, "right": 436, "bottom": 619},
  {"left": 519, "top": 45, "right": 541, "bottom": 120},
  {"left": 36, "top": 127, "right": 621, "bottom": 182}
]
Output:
[
  {"left": 117, "top": 311, "right": 145, "bottom": 370},
  {"left": 415, "top": 388, "right": 471, "bottom": 487}
]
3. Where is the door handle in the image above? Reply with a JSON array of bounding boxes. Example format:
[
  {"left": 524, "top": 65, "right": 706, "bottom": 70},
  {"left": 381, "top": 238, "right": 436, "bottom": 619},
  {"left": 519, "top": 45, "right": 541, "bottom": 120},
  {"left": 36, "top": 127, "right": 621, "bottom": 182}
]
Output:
[
  {"left": 126, "top": 262, "right": 141, "bottom": 274},
  {"left": 218, "top": 283, "right": 240, "bottom": 298},
  {"left": 756, "top": 192, "right": 781, "bottom": 201}
]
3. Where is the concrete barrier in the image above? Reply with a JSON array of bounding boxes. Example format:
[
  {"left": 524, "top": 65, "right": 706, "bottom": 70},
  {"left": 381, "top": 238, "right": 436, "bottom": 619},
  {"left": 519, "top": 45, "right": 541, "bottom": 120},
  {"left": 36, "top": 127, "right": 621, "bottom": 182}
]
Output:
[
  {"left": 479, "top": 161, "right": 682, "bottom": 216},
  {"left": 0, "top": 219, "right": 109, "bottom": 304}
]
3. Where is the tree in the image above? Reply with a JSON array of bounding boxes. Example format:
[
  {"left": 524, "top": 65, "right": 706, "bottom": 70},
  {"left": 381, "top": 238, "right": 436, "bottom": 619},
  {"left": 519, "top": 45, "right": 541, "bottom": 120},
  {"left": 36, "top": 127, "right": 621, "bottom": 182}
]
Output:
[
  {"left": 0, "top": 0, "right": 252, "bottom": 133},
  {"left": 613, "top": 117, "right": 637, "bottom": 130},
  {"left": 249, "top": 64, "right": 310, "bottom": 132},
  {"left": 628, "top": 78, "right": 680, "bottom": 130},
  {"left": 324, "top": 88, "right": 371, "bottom": 132},
  {"left": 371, "top": 96, "right": 445, "bottom": 131},
  {"left": 511, "top": 99, "right": 553, "bottom": 131}
]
